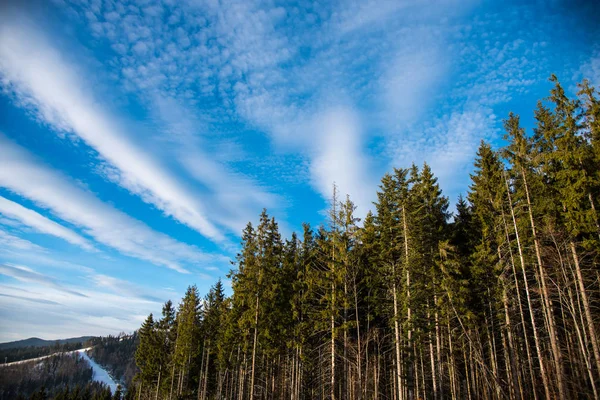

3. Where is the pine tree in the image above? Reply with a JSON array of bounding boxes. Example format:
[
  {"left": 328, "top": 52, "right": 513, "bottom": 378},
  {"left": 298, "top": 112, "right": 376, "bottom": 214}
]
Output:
[
  {"left": 172, "top": 285, "right": 201, "bottom": 397},
  {"left": 135, "top": 314, "right": 161, "bottom": 397}
]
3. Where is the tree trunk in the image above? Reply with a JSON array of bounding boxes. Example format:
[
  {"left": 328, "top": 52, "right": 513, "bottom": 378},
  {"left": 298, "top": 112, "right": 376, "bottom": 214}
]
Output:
[
  {"left": 354, "top": 275, "right": 363, "bottom": 400},
  {"left": 501, "top": 207, "right": 537, "bottom": 399},
  {"left": 169, "top": 364, "right": 176, "bottom": 400},
  {"left": 521, "top": 168, "right": 565, "bottom": 398},
  {"left": 331, "top": 274, "right": 336, "bottom": 400},
  {"left": 202, "top": 344, "right": 210, "bottom": 400},
  {"left": 403, "top": 205, "right": 412, "bottom": 399},
  {"left": 155, "top": 366, "right": 162, "bottom": 400},
  {"left": 570, "top": 241, "right": 600, "bottom": 376},
  {"left": 504, "top": 171, "right": 552, "bottom": 400},
  {"left": 250, "top": 294, "right": 259, "bottom": 400},
  {"left": 392, "top": 278, "right": 403, "bottom": 400}
]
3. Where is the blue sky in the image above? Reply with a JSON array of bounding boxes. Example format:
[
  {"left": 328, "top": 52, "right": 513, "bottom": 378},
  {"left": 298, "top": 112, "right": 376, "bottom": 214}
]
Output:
[{"left": 0, "top": 0, "right": 598, "bottom": 341}]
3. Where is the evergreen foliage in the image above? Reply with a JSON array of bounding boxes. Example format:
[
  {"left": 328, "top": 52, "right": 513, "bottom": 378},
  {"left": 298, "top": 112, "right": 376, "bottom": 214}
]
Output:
[{"left": 130, "top": 77, "right": 600, "bottom": 399}]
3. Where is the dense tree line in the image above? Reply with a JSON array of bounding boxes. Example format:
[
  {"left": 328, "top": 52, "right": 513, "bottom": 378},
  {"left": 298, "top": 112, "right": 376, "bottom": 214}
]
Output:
[
  {"left": 24, "top": 381, "right": 121, "bottom": 400},
  {"left": 0, "top": 353, "right": 100, "bottom": 400},
  {"left": 133, "top": 77, "right": 600, "bottom": 399},
  {"left": 0, "top": 336, "right": 135, "bottom": 399}
]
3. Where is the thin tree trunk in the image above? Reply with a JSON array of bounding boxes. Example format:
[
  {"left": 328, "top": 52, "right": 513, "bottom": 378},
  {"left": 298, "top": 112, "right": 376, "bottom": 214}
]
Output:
[
  {"left": 434, "top": 293, "right": 443, "bottom": 400},
  {"left": 484, "top": 310, "right": 500, "bottom": 400},
  {"left": 428, "top": 301, "right": 438, "bottom": 400},
  {"left": 332, "top": 276, "right": 336, "bottom": 400},
  {"left": 502, "top": 284, "right": 523, "bottom": 400},
  {"left": 354, "top": 274, "right": 363, "bottom": 400},
  {"left": 521, "top": 168, "right": 565, "bottom": 398},
  {"left": 555, "top": 235, "right": 598, "bottom": 397},
  {"left": 198, "top": 339, "right": 206, "bottom": 400},
  {"left": 501, "top": 207, "right": 537, "bottom": 399},
  {"left": 156, "top": 366, "right": 162, "bottom": 400},
  {"left": 447, "top": 320, "right": 457, "bottom": 400},
  {"left": 169, "top": 364, "right": 176, "bottom": 400},
  {"left": 202, "top": 344, "right": 210, "bottom": 400},
  {"left": 504, "top": 171, "right": 552, "bottom": 399},
  {"left": 250, "top": 294, "right": 259, "bottom": 400},
  {"left": 392, "top": 278, "right": 403, "bottom": 400},
  {"left": 403, "top": 205, "right": 412, "bottom": 399},
  {"left": 570, "top": 241, "right": 600, "bottom": 376},
  {"left": 463, "top": 343, "right": 472, "bottom": 400},
  {"left": 344, "top": 277, "right": 348, "bottom": 400}
]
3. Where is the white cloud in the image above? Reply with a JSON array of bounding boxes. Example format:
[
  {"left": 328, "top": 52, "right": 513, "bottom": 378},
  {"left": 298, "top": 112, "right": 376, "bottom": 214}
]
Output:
[
  {"left": 0, "top": 263, "right": 87, "bottom": 297},
  {"left": 51, "top": 0, "right": 477, "bottom": 219},
  {"left": 90, "top": 273, "right": 166, "bottom": 303},
  {"left": 309, "top": 108, "right": 375, "bottom": 217},
  {"left": 0, "top": 134, "right": 225, "bottom": 274},
  {"left": 0, "top": 14, "right": 222, "bottom": 241},
  {"left": 426, "top": 110, "right": 496, "bottom": 192},
  {"left": 380, "top": 32, "right": 449, "bottom": 127},
  {"left": 390, "top": 108, "right": 496, "bottom": 199},
  {"left": 333, "top": 0, "right": 476, "bottom": 36},
  {"left": 0, "top": 277, "right": 162, "bottom": 341},
  {"left": 0, "top": 229, "right": 44, "bottom": 252},
  {"left": 179, "top": 153, "right": 281, "bottom": 234},
  {"left": 148, "top": 95, "right": 284, "bottom": 234},
  {"left": 0, "top": 196, "right": 95, "bottom": 251},
  {"left": 580, "top": 49, "right": 600, "bottom": 88}
]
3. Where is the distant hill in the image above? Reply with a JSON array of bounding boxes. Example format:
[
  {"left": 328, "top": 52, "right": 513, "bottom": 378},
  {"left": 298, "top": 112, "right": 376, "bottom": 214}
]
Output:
[{"left": 0, "top": 336, "right": 96, "bottom": 350}]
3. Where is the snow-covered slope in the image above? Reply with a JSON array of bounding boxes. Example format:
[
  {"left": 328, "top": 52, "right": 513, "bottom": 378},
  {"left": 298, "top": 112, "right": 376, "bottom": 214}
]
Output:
[
  {"left": 76, "top": 349, "right": 119, "bottom": 393},
  {"left": 1, "top": 347, "right": 120, "bottom": 393}
]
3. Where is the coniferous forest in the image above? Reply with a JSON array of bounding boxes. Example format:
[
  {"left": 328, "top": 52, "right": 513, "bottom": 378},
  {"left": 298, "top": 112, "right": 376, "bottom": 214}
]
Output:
[
  {"left": 132, "top": 77, "right": 600, "bottom": 400},
  {"left": 0, "top": 353, "right": 115, "bottom": 400}
]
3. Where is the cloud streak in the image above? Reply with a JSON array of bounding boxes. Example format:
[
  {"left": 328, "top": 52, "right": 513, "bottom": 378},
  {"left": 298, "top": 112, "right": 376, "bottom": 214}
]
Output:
[
  {"left": 0, "top": 13, "right": 222, "bottom": 241},
  {"left": 0, "top": 276, "right": 163, "bottom": 341},
  {"left": 0, "top": 263, "right": 87, "bottom": 297},
  {"left": 0, "top": 229, "right": 44, "bottom": 252},
  {"left": 90, "top": 273, "right": 164, "bottom": 303},
  {"left": 0, "top": 133, "right": 223, "bottom": 273},
  {"left": 310, "top": 108, "right": 375, "bottom": 216},
  {"left": 0, "top": 196, "right": 95, "bottom": 251}
]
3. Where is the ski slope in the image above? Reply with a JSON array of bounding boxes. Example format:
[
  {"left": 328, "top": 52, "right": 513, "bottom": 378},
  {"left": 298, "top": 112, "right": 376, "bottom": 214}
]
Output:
[
  {"left": 1, "top": 347, "right": 120, "bottom": 393},
  {"left": 76, "top": 349, "right": 119, "bottom": 393}
]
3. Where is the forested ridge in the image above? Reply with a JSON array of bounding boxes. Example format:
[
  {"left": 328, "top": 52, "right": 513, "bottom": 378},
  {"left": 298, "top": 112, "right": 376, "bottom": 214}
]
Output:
[
  {"left": 0, "top": 352, "right": 116, "bottom": 400},
  {"left": 0, "top": 339, "right": 94, "bottom": 364},
  {"left": 133, "top": 77, "right": 600, "bottom": 400},
  {"left": 0, "top": 335, "right": 133, "bottom": 400}
]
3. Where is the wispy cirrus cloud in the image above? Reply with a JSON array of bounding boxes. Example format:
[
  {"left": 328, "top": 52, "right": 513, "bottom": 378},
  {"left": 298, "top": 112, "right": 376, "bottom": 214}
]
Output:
[
  {"left": 0, "top": 196, "right": 95, "bottom": 251},
  {"left": 0, "top": 133, "right": 225, "bottom": 274},
  {"left": 0, "top": 12, "right": 221, "bottom": 241},
  {"left": 0, "top": 263, "right": 87, "bottom": 298},
  {"left": 309, "top": 108, "right": 375, "bottom": 216},
  {"left": 389, "top": 107, "right": 496, "bottom": 192},
  {"left": 0, "top": 0, "right": 596, "bottom": 342},
  {"left": 41, "top": 0, "right": 596, "bottom": 215},
  {"left": 90, "top": 273, "right": 165, "bottom": 303},
  {"left": 0, "top": 293, "right": 62, "bottom": 306},
  {"left": 0, "top": 229, "right": 45, "bottom": 252},
  {"left": 580, "top": 49, "right": 600, "bottom": 88},
  {"left": 57, "top": 0, "right": 384, "bottom": 213},
  {"left": 0, "top": 274, "right": 164, "bottom": 341}
]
